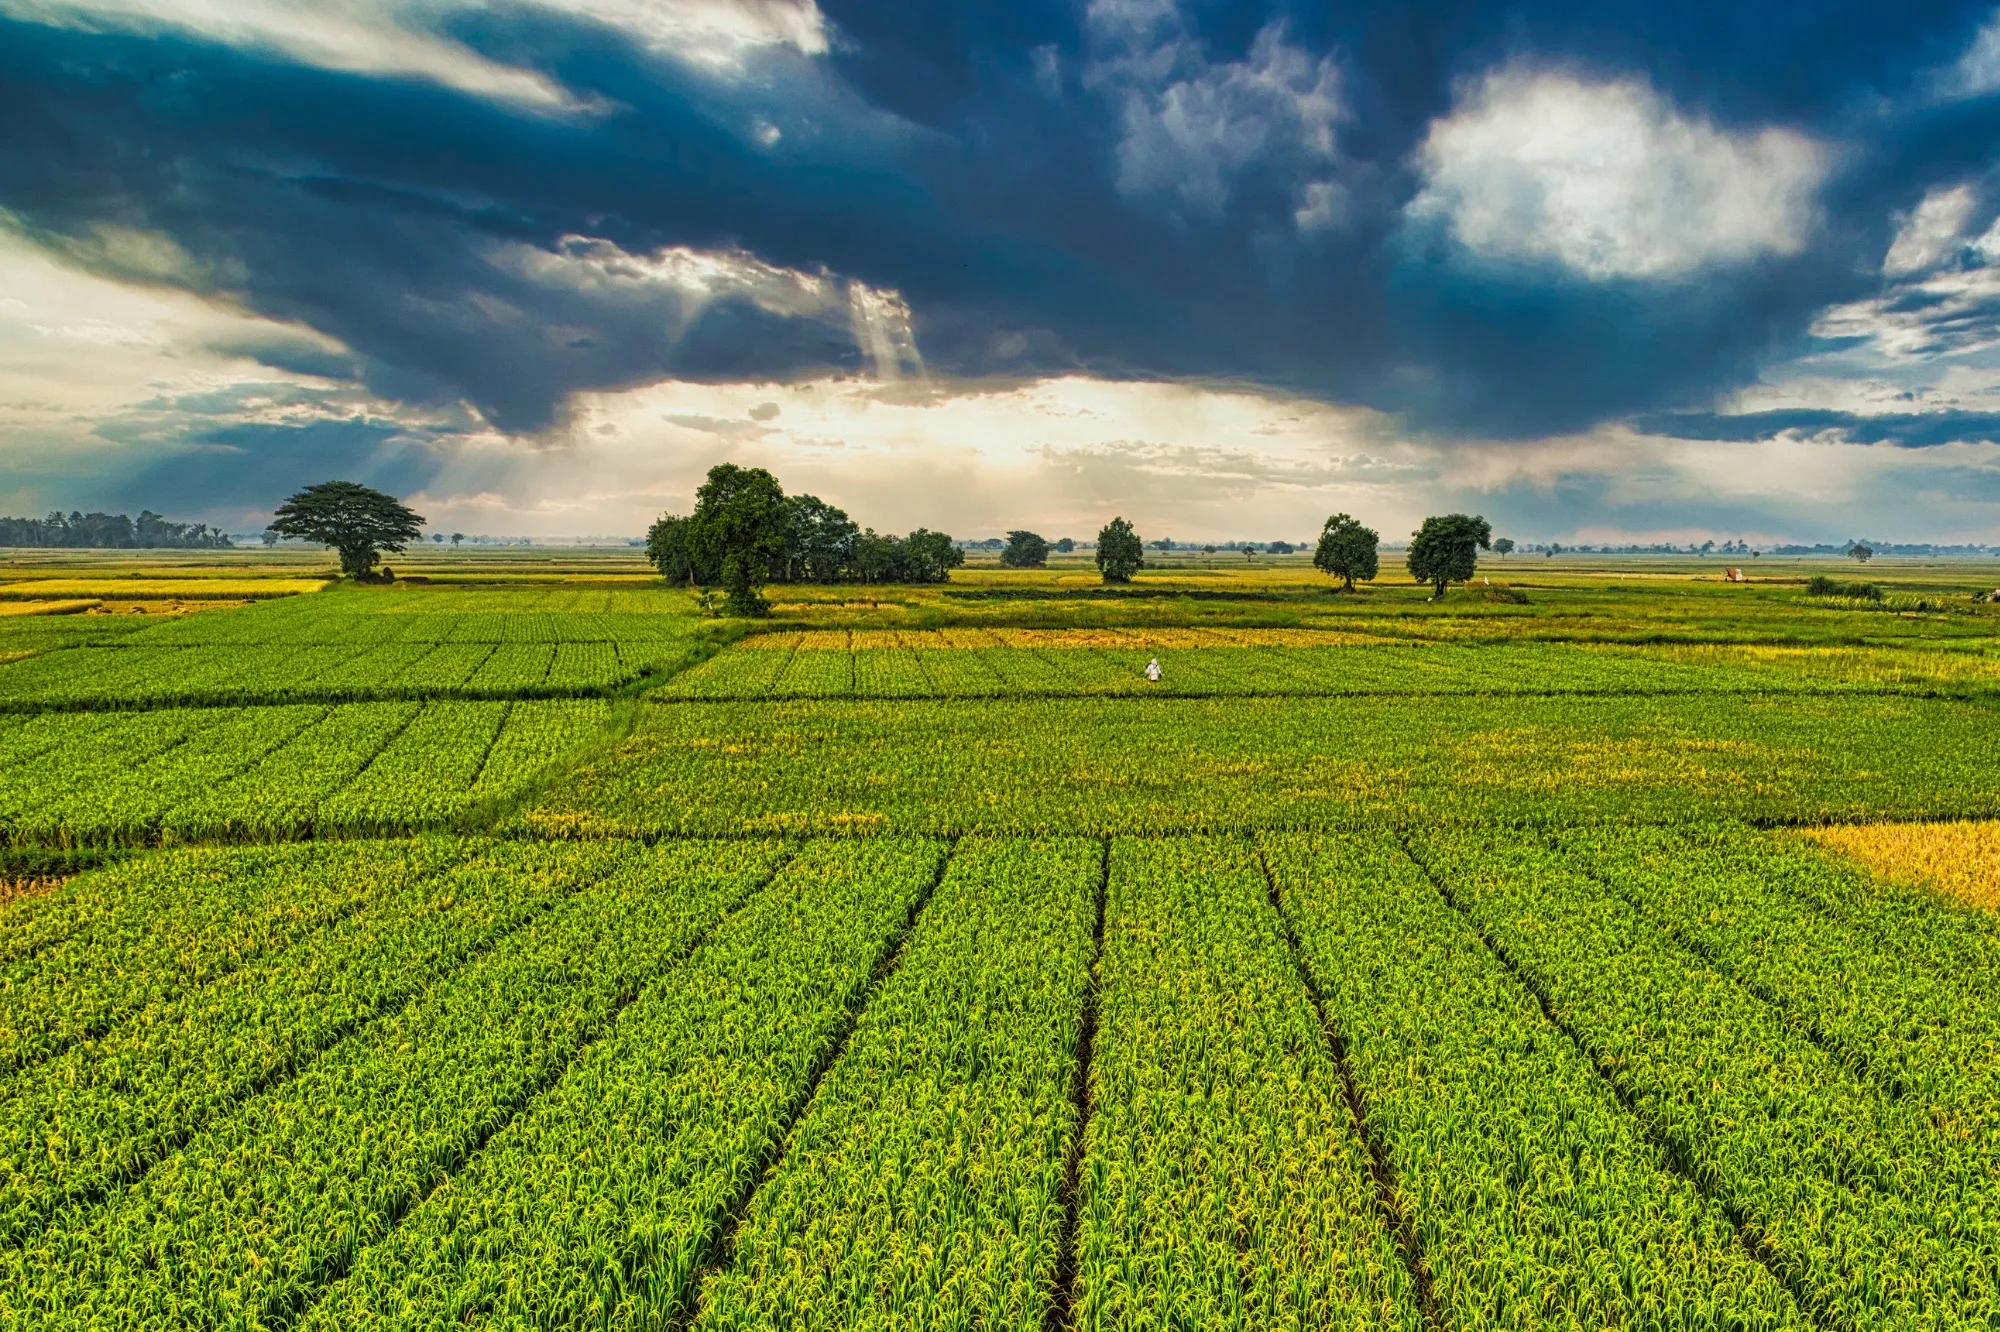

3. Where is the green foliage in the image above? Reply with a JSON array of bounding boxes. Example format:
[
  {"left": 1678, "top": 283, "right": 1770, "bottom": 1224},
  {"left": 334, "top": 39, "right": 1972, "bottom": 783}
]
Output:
[
  {"left": 4, "top": 841, "right": 781, "bottom": 1325},
  {"left": 1054, "top": 536, "right": 1076, "bottom": 553},
  {"left": 687, "top": 464, "right": 787, "bottom": 616},
  {"left": 1492, "top": 537, "right": 1515, "bottom": 556},
  {"left": 648, "top": 467, "right": 960, "bottom": 592},
  {"left": 1409, "top": 828, "right": 2000, "bottom": 1325},
  {"left": 1312, "top": 512, "right": 1380, "bottom": 590},
  {"left": 697, "top": 838, "right": 1097, "bottom": 1328},
  {"left": 297, "top": 838, "right": 943, "bottom": 1330},
  {"left": 1806, "top": 574, "right": 1882, "bottom": 600},
  {"left": 1000, "top": 529, "right": 1050, "bottom": 568},
  {"left": 1406, "top": 512, "right": 1492, "bottom": 597},
  {"left": 1095, "top": 517, "right": 1143, "bottom": 583},
  {"left": 267, "top": 480, "right": 425, "bottom": 579},
  {"left": 781, "top": 494, "right": 861, "bottom": 582},
  {"left": 1077, "top": 837, "right": 1418, "bottom": 1326},
  {"left": 1270, "top": 831, "right": 1802, "bottom": 1328},
  {"left": 646, "top": 513, "right": 695, "bottom": 584}
]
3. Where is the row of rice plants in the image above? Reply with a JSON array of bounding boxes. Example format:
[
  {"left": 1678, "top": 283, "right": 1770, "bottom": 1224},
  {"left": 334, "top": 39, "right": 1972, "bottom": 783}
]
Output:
[
  {"left": 0, "top": 838, "right": 605, "bottom": 1247},
  {"left": 2, "top": 839, "right": 787, "bottom": 1330},
  {"left": 0, "top": 839, "right": 405, "bottom": 1080},
  {"left": 1556, "top": 825, "right": 2000, "bottom": 1176},
  {"left": 295, "top": 838, "right": 945, "bottom": 1331},
  {"left": 1263, "top": 831, "right": 1804, "bottom": 1330},
  {"left": 1073, "top": 837, "right": 1419, "bottom": 1329},
  {"left": 0, "top": 700, "right": 610, "bottom": 845},
  {"left": 532, "top": 694, "right": 2000, "bottom": 837},
  {"left": 1408, "top": 830, "right": 2000, "bottom": 1328},
  {"left": 693, "top": 837, "right": 1100, "bottom": 1330}
]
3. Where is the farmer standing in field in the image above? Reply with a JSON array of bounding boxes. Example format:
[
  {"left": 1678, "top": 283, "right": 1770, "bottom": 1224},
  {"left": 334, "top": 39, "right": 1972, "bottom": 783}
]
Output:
[{"left": 1145, "top": 657, "right": 1161, "bottom": 682}]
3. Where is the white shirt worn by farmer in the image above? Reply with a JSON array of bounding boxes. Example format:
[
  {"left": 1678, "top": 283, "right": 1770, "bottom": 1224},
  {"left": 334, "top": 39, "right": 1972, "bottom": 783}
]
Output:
[{"left": 1145, "top": 658, "right": 1161, "bottom": 682}]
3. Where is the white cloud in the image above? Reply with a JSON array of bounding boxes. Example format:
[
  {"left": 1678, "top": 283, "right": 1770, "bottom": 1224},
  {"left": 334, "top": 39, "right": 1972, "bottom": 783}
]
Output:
[
  {"left": 1883, "top": 183, "right": 1979, "bottom": 276},
  {"left": 1088, "top": 4, "right": 1346, "bottom": 225},
  {"left": 0, "top": 0, "right": 829, "bottom": 110},
  {"left": 1939, "top": 10, "right": 2000, "bottom": 99},
  {"left": 1406, "top": 67, "right": 1827, "bottom": 280}
]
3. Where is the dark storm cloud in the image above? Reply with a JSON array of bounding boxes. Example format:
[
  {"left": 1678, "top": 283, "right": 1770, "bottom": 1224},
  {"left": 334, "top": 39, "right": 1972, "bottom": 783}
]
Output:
[
  {"left": 6, "top": 0, "right": 2000, "bottom": 448},
  {"left": 1635, "top": 408, "right": 2000, "bottom": 448}
]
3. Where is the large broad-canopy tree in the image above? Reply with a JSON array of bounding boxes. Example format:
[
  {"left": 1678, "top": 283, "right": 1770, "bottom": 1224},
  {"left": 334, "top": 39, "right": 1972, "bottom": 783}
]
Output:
[
  {"left": 688, "top": 463, "right": 788, "bottom": 616},
  {"left": 1096, "top": 517, "right": 1143, "bottom": 584},
  {"left": 1407, "top": 513, "right": 1492, "bottom": 598},
  {"left": 268, "top": 481, "right": 424, "bottom": 579},
  {"left": 1313, "top": 513, "right": 1379, "bottom": 591},
  {"left": 1001, "top": 530, "right": 1049, "bottom": 568}
]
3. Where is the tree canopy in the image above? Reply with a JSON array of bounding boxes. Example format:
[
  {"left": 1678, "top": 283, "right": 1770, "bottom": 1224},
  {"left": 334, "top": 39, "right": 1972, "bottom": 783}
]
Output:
[
  {"left": 1406, "top": 513, "right": 1492, "bottom": 598},
  {"left": 267, "top": 481, "right": 424, "bottom": 579},
  {"left": 1096, "top": 517, "right": 1144, "bottom": 583},
  {"left": 0, "top": 509, "right": 231, "bottom": 550},
  {"left": 1313, "top": 513, "right": 1379, "bottom": 591},
  {"left": 1001, "top": 530, "right": 1050, "bottom": 568},
  {"left": 645, "top": 464, "right": 963, "bottom": 611}
]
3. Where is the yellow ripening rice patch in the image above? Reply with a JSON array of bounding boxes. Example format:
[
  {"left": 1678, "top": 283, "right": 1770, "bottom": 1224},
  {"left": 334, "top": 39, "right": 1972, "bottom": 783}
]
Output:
[
  {"left": 0, "top": 650, "right": 32, "bottom": 666},
  {"left": 739, "top": 630, "right": 849, "bottom": 650},
  {"left": 0, "top": 578, "right": 327, "bottom": 601},
  {"left": 0, "top": 600, "right": 99, "bottom": 616},
  {"left": 89, "top": 600, "right": 247, "bottom": 615},
  {"left": 1799, "top": 821, "right": 2000, "bottom": 912},
  {"left": 0, "top": 877, "right": 65, "bottom": 907}
]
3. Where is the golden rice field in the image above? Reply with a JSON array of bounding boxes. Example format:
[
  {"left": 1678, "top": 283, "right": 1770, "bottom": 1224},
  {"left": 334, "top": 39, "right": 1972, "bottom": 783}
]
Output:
[
  {"left": 0, "top": 577, "right": 329, "bottom": 601},
  {"left": 1801, "top": 819, "right": 2000, "bottom": 911}
]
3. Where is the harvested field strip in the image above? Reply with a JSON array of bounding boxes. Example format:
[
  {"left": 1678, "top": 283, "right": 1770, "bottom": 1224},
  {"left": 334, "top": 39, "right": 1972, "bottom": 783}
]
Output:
[
  {"left": 692, "top": 837, "right": 1099, "bottom": 1330},
  {"left": 0, "top": 839, "right": 787, "bottom": 1329},
  {"left": 1408, "top": 829, "right": 2000, "bottom": 1328},
  {"left": 0, "top": 579, "right": 327, "bottom": 601},
  {"left": 1797, "top": 818, "right": 2000, "bottom": 912},
  {"left": 1072, "top": 837, "right": 1418, "bottom": 1328},
  {"left": 293, "top": 837, "right": 944, "bottom": 1331},
  {"left": 0, "top": 838, "right": 611, "bottom": 1248},
  {"left": 1265, "top": 831, "right": 1803, "bottom": 1329}
]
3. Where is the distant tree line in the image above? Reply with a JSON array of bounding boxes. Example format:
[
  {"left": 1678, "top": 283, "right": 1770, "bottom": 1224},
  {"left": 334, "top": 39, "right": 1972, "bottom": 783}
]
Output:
[
  {"left": 0, "top": 509, "right": 233, "bottom": 549},
  {"left": 648, "top": 464, "right": 964, "bottom": 615}
]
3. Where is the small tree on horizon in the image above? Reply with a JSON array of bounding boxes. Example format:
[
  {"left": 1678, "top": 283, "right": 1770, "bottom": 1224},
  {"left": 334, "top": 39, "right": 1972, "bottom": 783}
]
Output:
[
  {"left": 1096, "top": 517, "right": 1143, "bottom": 583},
  {"left": 267, "top": 480, "right": 424, "bottom": 580},
  {"left": 1849, "top": 542, "right": 1875, "bottom": 564},
  {"left": 1407, "top": 513, "right": 1492, "bottom": 598},
  {"left": 1001, "top": 530, "right": 1050, "bottom": 568},
  {"left": 1313, "top": 513, "right": 1379, "bottom": 591},
  {"left": 1492, "top": 537, "right": 1515, "bottom": 558},
  {"left": 1054, "top": 537, "right": 1076, "bottom": 554}
]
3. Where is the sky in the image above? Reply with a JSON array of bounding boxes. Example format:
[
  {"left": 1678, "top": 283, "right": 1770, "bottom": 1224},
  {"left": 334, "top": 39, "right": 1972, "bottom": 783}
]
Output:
[{"left": 6, "top": 2, "right": 2000, "bottom": 544}]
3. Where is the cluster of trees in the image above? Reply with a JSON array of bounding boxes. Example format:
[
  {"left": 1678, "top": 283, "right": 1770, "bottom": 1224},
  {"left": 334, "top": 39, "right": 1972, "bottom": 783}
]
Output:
[
  {"left": 647, "top": 465, "right": 964, "bottom": 615},
  {"left": 1312, "top": 512, "right": 1500, "bottom": 598},
  {"left": 0, "top": 510, "right": 232, "bottom": 549}
]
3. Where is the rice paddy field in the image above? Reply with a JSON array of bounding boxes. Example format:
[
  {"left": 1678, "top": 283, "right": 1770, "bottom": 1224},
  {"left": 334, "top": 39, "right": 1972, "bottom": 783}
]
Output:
[{"left": 4, "top": 547, "right": 2000, "bottom": 1330}]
